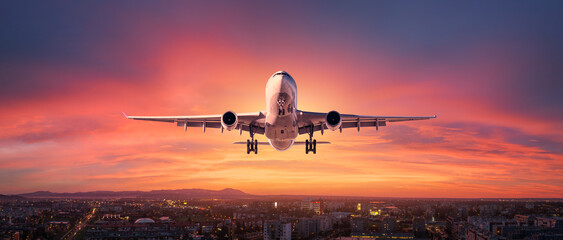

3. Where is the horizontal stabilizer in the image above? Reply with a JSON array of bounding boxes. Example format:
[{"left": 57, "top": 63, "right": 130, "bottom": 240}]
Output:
[
  {"left": 233, "top": 141, "right": 271, "bottom": 145},
  {"left": 293, "top": 141, "right": 330, "bottom": 145},
  {"left": 233, "top": 141, "right": 331, "bottom": 145}
]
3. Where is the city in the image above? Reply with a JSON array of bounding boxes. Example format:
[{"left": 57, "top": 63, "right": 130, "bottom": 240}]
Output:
[{"left": 1, "top": 192, "right": 561, "bottom": 240}]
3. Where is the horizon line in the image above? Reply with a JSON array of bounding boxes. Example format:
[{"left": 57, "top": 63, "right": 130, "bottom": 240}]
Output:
[{"left": 5, "top": 188, "right": 562, "bottom": 200}]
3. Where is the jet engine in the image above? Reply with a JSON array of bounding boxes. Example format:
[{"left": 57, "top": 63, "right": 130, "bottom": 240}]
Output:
[
  {"left": 325, "top": 110, "right": 342, "bottom": 131},
  {"left": 221, "top": 111, "right": 238, "bottom": 131}
]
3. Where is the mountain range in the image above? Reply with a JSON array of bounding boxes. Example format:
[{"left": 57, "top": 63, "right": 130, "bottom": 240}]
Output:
[
  {"left": 0, "top": 194, "right": 25, "bottom": 200},
  {"left": 15, "top": 188, "right": 253, "bottom": 199}
]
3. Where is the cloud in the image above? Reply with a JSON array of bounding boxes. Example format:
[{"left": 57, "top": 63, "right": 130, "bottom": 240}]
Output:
[{"left": 0, "top": 1, "right": 562, "bottom": 197}]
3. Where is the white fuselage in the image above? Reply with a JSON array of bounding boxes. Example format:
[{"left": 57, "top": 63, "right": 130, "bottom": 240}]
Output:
[{"left": 265, "top": 71, "right": 299, "bottom": 151}]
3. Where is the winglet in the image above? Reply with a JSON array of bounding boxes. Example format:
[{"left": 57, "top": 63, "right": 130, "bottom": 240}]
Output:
[
  {"left": 434, "top": 112, "right": 441, "bottom": 118},
  {"left": 122, "top": 112, "right": 128, "bottom": 118}
]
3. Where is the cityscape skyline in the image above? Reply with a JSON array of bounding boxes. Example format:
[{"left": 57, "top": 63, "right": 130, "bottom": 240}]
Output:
[
  {"left": 1, "top": 196, "right": 561, "bottom": 240},
  {"left": 1, "top": 2, "right": 562, "bottom": 198},
  {"left": 3, "top": 188, "right": 563, "bottom": 200}
]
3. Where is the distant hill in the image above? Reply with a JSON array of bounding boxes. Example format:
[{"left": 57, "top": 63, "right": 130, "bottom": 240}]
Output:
[
  {"left": 0, "top": 194, "right": 25, "bottom": 200},
  {"left": 17, "top": 188, "right": 253, "bottom": 200},
  {"left": 11, "top": 190, "right": 563, "bottom": 200}
]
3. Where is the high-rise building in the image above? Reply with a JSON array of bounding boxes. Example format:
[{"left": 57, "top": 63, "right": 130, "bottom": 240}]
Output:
[
  {"left": 313, "top": 215, "right": 333, "bottom": 232},
  {"left": 264, "top": 220, "right": 292, "bottom": 240},
  {"left": 312, "top": 200, "right": 324, "bottom": 215},
  {"left": 295, "top": 218, "right": 318, "bottom": 239},
  {"left": 300, "top": 199, "right": 324, "bottom": 215},
  {"left": 301, "top": 199, "right": 313, "bottom": 212},
  {"left": 382, "top": 216, "right": 396, "bottom": 233},
  {"left": 412, "top": 216, "right": 426, "bottom": 238},
  {"left": 351, "top": 217, "right": 368, "bottom": 234}
]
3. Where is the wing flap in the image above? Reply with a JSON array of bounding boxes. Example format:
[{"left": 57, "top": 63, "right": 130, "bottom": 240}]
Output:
[
  {"left": 341, "top": 121, "right": 386, "bottom": 128},
  {"left": 297, "top": 110, "right": 436, "bottom": 134},
  {"left": 298, "top": 124, "right": 327, "bottom": 134},
  {"left": 341, "top": 114, "right": 437, "bottom": 122},
  {"left": 125, "top": 111, "right": 265, "bottom": 134},
  {"left": 175, "top": 121, "right": 222, "bottom": 128}
]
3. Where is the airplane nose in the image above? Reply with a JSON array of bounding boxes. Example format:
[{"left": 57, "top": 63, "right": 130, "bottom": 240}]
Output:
[
  {"left": 271, "top": 74, "right": 287, "bottom": 85},
  {"left": 267, "top": 71, "right": 296, "bottom": 93}
]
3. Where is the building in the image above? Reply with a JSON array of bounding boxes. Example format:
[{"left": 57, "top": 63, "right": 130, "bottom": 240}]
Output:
[
  {"left": 351, "top": 217, "right": 368, "bottom": 234},
  {"left": 464, "top": 216, "right": 563, "bottom": 240},
  {"left": 331, "top": 212, "right": 351, "bottom": 220},
  {"left": 134, "top": 218, "right": 156, "bottom": 224},
  {"left": 313, "top": 215, "right": 333, "bottom": 232},
  {"left": 300, "top": 199, "right": 324, "bottom": 215},
  {"left": 301, "top": 199, "right": 313, "bottom": 212},
  {"left": 294, "top": 218, "right": 318, "bottom": 239},
  {"left": 312, "top": 200, "right": 324, "bottom": 215},
  {"left": 349, "top": 233, "right": 415, "bottom": 240},
  {"left": 84, "top": 223, "right": 197, "bottom": 240},
  {"left": 264, "top": 220, "right": 291, "bottom": 240},
  {"left": 382, "top": 216, "right": 397, "bottom": 233},
  {"left": 412, "top": 216, "right": 426, "bottom": 238},
  {"left": 514, "top": 215, "right": 535, "bottom": 226},
  {"left": 535, "top": 217, "right": 563, "bottom": 228}
]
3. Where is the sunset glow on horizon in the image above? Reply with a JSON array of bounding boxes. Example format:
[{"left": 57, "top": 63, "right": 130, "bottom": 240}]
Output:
[{"left": 1, "top": 2, "right": 561, "bottom": 198}]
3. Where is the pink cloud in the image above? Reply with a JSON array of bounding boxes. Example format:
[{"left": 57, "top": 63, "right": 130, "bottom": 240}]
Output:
[{"left": 0, "top": 16, "right": 561, "bottom": 198}]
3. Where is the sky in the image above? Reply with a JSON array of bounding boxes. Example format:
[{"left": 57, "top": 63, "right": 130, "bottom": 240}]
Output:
[{"left": 0, "top": 1, "right": 562, "bottom": 198}]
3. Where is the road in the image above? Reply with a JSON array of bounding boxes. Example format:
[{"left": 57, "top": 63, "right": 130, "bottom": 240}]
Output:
[{"left": 61, "top": 207, "right": 97, "bottom": 240}]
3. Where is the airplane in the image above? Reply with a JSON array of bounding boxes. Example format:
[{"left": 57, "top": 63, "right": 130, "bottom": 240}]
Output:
[{"left": 125, "top": 71, "right": 437, "bottom": 154}]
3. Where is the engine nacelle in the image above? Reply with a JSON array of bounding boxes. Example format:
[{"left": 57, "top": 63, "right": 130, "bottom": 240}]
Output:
[
  {"left": 221, "top": 111, "right": 238, "bottom": 131},
  {"left": 325, "top": 110, "right": 342, "bottom": 131}
]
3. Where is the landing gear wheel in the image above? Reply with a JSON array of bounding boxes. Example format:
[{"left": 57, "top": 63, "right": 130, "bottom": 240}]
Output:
[
  {"left": 313, "top": 139, "right": 317, "bottom": 154},
  {"left": 246, "top": 139, "right": 251, "bottom": 154},
  {"left": 305, "top": 139, "right": 317, "bottom": 154},
  {"left": 254, "top": 140, "right": 258, "bottom": 154},
  {"left": 305, "top": 124, "right": 317, "bottom": 154}
]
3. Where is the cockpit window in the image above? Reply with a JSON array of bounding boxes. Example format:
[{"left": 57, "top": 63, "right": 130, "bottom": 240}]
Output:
[{"left": 274, "top": 72, "right": 289, "bottom": 77}]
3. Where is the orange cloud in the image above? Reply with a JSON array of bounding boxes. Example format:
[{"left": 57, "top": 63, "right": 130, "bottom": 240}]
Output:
[{"left": 1, "top": 5, "right": 561, "bottom": 198}]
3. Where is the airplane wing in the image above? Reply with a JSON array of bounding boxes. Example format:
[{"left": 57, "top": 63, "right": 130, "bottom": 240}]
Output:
[
  {"left": 232, "top": 141, "right": 331, "bottom": 145},
  {"left": 124, "top": 111, "right": 266, "bottom": 134},
  {"left": 296, "top": 110, "right": 437, "bottom": 134}
]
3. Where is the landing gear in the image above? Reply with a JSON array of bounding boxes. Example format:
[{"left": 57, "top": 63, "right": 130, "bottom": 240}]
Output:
[
  {"left": 313, "top": 139, "right": 316, "bottom": 154},
  {"left": 246, "top": 130, "right": 258, "bottom": 154},
  {"left": 305, "top": 139, "right": 317, "bottom": 154},
  {"left": 246, "top": 139, "right": 258, "bottom": 154},
  {"left": 305, "top": 126, "right": 317, "bottom": 154}
]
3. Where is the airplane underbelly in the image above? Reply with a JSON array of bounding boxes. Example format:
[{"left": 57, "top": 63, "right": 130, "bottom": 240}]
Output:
[
  {"left": 265, "top": 123, "right": 298, "bottom": 140},
  {"left": 269, "top": 139, "right": 294, "bottom": 151},
  {"left": 265, "top": 111, "right": 298, "bottom": 141},
  {"left": 266, "top": 118, "right": 297, "bottom": 151}
]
